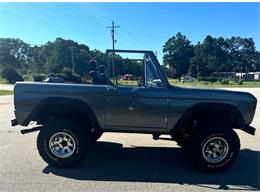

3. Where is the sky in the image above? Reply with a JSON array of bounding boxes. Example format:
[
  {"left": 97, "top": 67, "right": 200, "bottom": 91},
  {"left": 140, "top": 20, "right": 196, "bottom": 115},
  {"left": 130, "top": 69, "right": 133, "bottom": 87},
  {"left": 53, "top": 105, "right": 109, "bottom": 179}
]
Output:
[{"left": 0, "top": 2, "right": 260, "bottom": 62}]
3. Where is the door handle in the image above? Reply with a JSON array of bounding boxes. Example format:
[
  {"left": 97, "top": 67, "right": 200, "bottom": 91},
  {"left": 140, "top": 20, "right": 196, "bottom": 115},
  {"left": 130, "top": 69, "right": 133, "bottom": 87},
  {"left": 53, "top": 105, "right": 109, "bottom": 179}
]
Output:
[{"left": 128, "top": 106, "right": 134, "bottom": 112}]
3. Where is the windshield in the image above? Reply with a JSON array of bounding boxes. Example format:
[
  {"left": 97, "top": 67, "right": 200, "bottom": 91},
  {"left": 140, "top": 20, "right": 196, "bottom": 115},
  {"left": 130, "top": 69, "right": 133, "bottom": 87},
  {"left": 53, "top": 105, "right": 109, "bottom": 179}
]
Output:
[
  {"left": 105, "top": 50, "right": 168, "bottom": 88},
  {"left": 145, "top": 54, "right": 164, "bottom": 87}
]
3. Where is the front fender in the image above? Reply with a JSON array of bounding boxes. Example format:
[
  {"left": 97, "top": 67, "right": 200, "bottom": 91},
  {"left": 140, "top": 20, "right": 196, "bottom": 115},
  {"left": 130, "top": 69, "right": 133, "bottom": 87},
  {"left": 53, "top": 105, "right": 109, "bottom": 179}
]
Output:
[{"left": 171, "top": 102, "right": 245, "bottom": 134}]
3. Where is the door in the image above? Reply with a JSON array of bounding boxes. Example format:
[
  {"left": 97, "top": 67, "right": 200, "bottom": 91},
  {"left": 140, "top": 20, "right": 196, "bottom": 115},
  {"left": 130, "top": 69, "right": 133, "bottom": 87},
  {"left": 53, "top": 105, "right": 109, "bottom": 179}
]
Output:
[
  {"left": 105, "top": 86, "right": 169, "bottom": 129},
  {"left": 104, "top": 52, "right": 169, "bottom": 130}
]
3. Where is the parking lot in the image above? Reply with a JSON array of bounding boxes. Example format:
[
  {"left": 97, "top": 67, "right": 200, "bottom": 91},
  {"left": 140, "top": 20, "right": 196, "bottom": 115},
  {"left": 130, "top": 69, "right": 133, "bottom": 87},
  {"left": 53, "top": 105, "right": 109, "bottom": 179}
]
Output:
[{"left": 0, "top": 88, "right": 259, "bottom": 191}]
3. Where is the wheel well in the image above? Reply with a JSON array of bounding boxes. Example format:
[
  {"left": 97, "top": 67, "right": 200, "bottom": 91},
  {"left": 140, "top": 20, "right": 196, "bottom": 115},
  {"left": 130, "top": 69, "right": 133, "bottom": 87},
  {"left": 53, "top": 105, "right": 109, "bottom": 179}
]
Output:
[
  {"left": 171, "top": 103, "right": 245, "bottom": 145},
  {"left": 29, "top": 98, "right": 100, "bottom": 130},
  {"left": 185, "top": 108, "right": 235, "bottom": 129},
  {"left": 38, "top": 104, "right": 91, "bottom": 125}
]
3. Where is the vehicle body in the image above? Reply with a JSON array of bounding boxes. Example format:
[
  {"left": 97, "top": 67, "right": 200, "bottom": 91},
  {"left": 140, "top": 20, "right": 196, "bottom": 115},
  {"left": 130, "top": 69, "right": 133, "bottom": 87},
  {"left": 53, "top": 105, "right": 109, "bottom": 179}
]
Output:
[
  {"left": 12, "top": 49, "right": 257, "bottom": 171},
  {"left": 180, "top": 75, "right": 197, "bottom": 82}
]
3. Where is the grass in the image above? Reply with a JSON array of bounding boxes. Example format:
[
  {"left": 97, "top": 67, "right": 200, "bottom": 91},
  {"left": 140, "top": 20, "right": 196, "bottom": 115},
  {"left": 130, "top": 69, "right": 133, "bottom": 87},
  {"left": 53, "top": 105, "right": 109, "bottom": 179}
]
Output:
[
  {"left": 117, "top": 79, "right": 138, "bottom": 86},
  {"left": 0, "top": 76, "right": 259, "bottom": 88},
  {"left": 116, "top": 79, "right": 260, "bottom": 88},
  {"left": 168, "top": 79, "right": 260, "bottom": 88},
  {"left": 0, "top": 90, "right": 13, "bottom": 96},
  {"left": 0, "top": 77, "right": 12, "bottom": 85}
]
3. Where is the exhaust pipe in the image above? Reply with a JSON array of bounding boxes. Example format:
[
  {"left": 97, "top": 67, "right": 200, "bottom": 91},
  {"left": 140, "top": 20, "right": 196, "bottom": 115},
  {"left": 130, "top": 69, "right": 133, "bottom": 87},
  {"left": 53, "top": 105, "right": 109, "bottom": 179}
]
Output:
[{"left": 21, "top": 126, "right": 43, "bottom": 134}]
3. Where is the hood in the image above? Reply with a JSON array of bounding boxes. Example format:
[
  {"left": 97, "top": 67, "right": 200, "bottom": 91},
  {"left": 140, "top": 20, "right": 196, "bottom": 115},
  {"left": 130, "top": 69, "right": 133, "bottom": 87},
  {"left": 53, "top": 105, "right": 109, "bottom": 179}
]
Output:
[{"left": 170, "top": 86, "right": 256, "bottom": 102}]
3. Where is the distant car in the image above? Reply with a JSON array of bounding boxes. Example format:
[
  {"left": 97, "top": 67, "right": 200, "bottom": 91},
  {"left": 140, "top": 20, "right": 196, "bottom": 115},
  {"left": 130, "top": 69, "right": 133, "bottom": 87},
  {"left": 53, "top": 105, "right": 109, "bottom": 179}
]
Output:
[
  {"left": 44, "top": 77, "right": 64, "bottom": 83},
  {"left": 180, "top": 75, "right": 197, "bottom": 82}
]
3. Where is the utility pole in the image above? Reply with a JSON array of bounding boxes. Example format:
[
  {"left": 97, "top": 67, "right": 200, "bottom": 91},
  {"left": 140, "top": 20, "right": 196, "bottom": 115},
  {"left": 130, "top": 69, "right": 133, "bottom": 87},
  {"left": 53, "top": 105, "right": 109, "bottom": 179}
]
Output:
[
  {"left": 107, "top": 20, "right": 120, "bottom": 84},
  {"left": 107, "top": 20, "right": 120, "bottom": 51},
  {"left": 154, "top": 50, "right": 158, "bottom": 58},
  {"left": 71, "top": 47, "right": 75, "bottom": 73}
]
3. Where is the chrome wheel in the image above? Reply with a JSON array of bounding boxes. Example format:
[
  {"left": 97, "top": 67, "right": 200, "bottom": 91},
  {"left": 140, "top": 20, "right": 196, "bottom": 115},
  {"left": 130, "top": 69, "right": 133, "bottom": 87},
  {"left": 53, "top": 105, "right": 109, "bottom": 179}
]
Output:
[
  {"left": 202, "top": 137, "right": 229, "bottom": 163},
  {"left": 49, "top": 132, "right": 76, "bottom": 158}
]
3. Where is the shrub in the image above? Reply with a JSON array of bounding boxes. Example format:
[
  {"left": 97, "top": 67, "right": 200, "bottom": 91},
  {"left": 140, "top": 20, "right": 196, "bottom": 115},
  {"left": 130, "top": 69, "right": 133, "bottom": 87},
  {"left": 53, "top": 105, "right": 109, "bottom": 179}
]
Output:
[
  {"left": 33, "top": 73, "right": 46, "bottom": 82},
  {"left": 70, "top": 73, "right": 82, "bottom": 83},
  {"left": 237, "top": 79, "right": 243, "bottom": 85},
  {"left": 22, "top": 74, "right": 33, "bottom": 81},
  {"left": 61, "top": 67, "right": 73, "bottom": 77},
  {"left": 197, "top": 77, "right": 205, "bottom": 82},
  {"left": 47, "top": 73, "right": 65, "bottom": 80},
  {"left": 1, "top": 66, "right": 24, "bottom": 84},
  {"left": 60, "top": 68, "right": 82, "bottom": 83},
  {"left": 56, "top": 73, "right": 68, "bottom": 81},
  {"left": 197, "top": 76, "right": 218, "bottom": 83},
  {"left": 47, "top": 72, "right": 82, "bottom": 83},
  {"left": 220, "top": 79, "right": 230, "bottom": 85},
  {"left": 208, "top": 76, "right": 218, "bottom": 83},
  {"left": 48, "top": 73, "right": 56, "bottom": 77}
]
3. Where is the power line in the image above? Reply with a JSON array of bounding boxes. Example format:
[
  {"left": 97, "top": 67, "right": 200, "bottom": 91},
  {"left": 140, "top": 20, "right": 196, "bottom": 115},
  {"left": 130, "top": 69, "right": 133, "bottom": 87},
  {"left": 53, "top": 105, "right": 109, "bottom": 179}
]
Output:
[
  {"left": 62, "top": 4, "right": 112, "bottom": 23},
  {"left": 116, "top": 33, "right": 136, "bottom": 49},
  {"left": 90, "top": 40, "right": 111, "bottom": 46},
  {"left": 120, "top": 26, "right": 151, "bottom": 50},
  {"left": 122, "top": 31, "right": 169, "bottom": 39},
  {"left": 1, "top": 11, "right": 87, "bottom": 37},
  {"left": 119, "top": 27, "right": 163, "bottom": 60},
  {"left": 1, "top": 11, "right": 109, "bottom": 47},
  {"left": 118, "top": 30, "right": 145, "bottom": 49},
  {"left": 33, "top": 3, "right": 106, "bottom": 26},
  {"left": 56, "top": 4, "right": 110, "bottom": 26}
]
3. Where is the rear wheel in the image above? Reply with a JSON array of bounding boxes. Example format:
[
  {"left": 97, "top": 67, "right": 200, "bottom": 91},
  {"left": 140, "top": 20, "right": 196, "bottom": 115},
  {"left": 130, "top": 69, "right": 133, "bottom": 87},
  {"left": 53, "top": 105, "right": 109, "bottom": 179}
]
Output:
[
  {"left": 186, "top": 124, "right": 240, "bottom": 172},
  {"left": 37, "top": 118, "right": 90, "bottom": 168}
]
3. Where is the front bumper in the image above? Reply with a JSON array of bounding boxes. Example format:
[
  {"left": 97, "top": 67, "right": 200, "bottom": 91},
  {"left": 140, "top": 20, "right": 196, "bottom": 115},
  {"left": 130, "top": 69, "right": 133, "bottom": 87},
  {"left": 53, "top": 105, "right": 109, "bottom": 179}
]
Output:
[
  {"left": 11, "top": 119, "right": 18, "bottom": 126},
  {"left": 242, "top": 125, "right": 256, "bottom": 135}
]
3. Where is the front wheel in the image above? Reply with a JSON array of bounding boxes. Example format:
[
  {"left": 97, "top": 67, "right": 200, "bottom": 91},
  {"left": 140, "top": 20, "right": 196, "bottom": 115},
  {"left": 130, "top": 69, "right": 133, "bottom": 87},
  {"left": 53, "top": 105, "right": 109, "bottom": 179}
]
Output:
[
  {"left": 186, "top": 125, "right": 240, "bottom": 172},
  {"left": 37, "top": 119, "right": 89, "bottom": 168}
]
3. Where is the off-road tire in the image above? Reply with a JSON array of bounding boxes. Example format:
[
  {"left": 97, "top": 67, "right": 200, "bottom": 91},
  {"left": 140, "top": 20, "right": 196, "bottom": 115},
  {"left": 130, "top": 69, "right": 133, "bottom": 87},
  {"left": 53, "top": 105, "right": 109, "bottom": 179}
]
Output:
[
  {"left": 90, "top": 131, "right": 103, "bottom": 143},
  {"left": 186, "top": 124, "right": 240, "bottom": 172},
  {"left": 37, "top": 118, "right": 89, "bottom": 168}
]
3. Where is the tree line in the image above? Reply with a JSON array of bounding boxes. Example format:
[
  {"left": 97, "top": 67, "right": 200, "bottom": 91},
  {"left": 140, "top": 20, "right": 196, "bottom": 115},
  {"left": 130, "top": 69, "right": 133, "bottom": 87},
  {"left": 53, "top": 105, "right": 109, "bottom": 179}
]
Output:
[
  {"left": 0, "top": 34, "right": 259, "bottom": 83},
  {"left": 0, "top": 37, "right": 144, "bottom": 83},
  {"left": 163, "top": 33, "right": 260, "bottom": 79}
]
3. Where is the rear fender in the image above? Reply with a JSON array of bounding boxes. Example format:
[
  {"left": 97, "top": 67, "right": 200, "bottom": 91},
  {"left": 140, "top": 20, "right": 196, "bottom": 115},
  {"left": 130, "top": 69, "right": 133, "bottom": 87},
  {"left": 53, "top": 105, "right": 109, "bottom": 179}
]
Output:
[{"left": 23, "top": 97, "right": 100, "bottom": 129}]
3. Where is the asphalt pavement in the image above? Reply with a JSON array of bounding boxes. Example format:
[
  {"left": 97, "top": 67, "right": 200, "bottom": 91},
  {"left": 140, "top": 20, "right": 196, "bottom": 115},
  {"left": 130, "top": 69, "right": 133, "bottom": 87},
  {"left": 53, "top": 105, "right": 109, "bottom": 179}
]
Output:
[
  {"left": 0, "top": 84, "right": 14, "bottom": 91},
  {"left": 0, "top": 88, "right": 259, "bottom": 191}
]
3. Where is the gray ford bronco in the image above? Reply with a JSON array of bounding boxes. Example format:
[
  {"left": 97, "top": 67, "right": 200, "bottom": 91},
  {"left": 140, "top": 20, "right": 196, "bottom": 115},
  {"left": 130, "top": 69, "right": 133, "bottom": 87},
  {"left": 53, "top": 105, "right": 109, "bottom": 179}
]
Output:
[{"left": 12, "top": 49, "right": 257, "bottom": 172}]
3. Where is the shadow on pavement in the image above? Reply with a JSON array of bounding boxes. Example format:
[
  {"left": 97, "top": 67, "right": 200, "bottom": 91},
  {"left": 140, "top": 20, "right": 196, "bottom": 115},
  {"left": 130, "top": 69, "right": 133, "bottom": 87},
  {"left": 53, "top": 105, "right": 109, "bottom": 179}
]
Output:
[{"left": 43, "top": 141, "right": 260, "bottom": 191}]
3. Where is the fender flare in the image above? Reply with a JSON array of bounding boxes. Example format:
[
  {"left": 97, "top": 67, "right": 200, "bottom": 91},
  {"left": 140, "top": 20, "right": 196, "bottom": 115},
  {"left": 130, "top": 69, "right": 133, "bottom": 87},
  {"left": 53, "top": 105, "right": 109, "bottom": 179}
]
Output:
[
  {"left": 23, "top": 97, "right": 100, "bottom": 129},
  {"left": 171, "top": 102, "right": 245, "bottom": 134}
]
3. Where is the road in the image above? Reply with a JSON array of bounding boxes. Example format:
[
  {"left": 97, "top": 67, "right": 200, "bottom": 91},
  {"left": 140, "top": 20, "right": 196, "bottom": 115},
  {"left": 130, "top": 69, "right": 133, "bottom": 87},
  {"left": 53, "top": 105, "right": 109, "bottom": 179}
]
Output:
[
  {"left": 0, "top": 88, "right": 259, "bottom": 191},
  {"left": 0, "top": 84, "right": 14, "bottom": 91}
]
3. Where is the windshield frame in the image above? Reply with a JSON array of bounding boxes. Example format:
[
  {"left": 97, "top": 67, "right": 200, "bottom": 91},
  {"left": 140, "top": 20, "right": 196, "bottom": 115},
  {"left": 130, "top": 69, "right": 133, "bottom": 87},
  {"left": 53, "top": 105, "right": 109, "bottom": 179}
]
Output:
[{"left": 105, "top": 49, "right": 170, "bottom": 88}]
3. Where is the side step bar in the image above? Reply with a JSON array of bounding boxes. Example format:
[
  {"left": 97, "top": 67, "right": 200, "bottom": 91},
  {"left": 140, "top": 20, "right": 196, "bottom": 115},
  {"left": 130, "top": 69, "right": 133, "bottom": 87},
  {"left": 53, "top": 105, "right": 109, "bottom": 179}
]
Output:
[{"left": 242, "top": 125, "right": 256, "bottom": 135}]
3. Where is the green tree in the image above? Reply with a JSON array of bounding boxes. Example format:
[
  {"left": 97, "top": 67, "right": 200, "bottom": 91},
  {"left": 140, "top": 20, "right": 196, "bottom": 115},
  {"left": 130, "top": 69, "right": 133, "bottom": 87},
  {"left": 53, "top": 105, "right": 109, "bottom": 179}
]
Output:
[
  {"left": 0, "top": 38, "right": 31, "bottom": 69},
  {"left": 163, "top": 32, "right": 194, "bottom": 78},
  {"left": 190, "top": 36, "right": 229, "bottom": 78}
]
